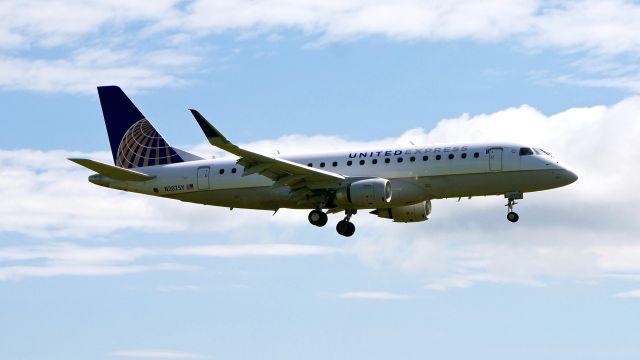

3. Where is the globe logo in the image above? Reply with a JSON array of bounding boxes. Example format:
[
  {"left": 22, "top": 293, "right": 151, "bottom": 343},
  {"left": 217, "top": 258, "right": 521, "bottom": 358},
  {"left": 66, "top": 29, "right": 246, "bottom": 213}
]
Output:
[{"left": 116, "top": 119, "right": 182, "bottom": 168}]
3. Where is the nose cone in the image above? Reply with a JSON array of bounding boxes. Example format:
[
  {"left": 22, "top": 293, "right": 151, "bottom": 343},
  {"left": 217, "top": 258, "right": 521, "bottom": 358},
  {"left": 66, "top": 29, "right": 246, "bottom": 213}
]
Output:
[{"left": 560, "top": 168, "right": 578, "bottom": 185}]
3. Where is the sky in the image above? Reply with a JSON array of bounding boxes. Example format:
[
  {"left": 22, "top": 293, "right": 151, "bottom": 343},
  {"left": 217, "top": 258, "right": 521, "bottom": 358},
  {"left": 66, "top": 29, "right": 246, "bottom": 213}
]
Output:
[{"left": 1, "top": 1, "right": 640, "bottom": 359}]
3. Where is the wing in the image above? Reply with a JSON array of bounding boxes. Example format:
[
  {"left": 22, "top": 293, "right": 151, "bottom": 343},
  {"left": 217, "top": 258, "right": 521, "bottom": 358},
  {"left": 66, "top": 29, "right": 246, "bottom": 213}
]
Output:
[{"left": 190, "top": 110, "right": 346, "bottom": 200}]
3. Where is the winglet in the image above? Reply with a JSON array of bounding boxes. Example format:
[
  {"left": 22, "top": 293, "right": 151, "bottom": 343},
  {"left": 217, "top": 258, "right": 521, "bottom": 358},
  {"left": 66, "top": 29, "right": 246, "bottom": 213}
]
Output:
[
  {"left": 190, "top": 109, "right": 231, "bottom": 148},
  {"left": 69, "top": 158, "right": 156, "bottom": 181}
]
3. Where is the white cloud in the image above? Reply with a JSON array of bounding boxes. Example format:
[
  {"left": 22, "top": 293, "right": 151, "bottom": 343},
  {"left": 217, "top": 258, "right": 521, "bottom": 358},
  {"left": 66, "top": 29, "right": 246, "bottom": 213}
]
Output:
[
  {"left": 0, "top": 243, "right": 339, "bottom": 264},
  {"left": 0, "top": 149, "right": 307, "bottom": 238},
  {"left": 615, "top": 290, "right": 640, "bottom": 298},
  {"left": 173, "top": 244, "right": 341, "bottom": 257},
  {"left": 345, "top": 96, "right": 640, "bottom": 290},
  {"left": 0, "top": 0, "right": 632, "bottom": 56},
  {"left": 2, "top": 1, "right": 640, "bottom": 93},
  {"left": 180, "top": 0, "right": 537, "bottom": 43},
  {"left": 3, "top": 0, "right": 628, "bottom": 53},
  {"left": 528, "top": 0, "right": 640, "bottom": 56},
  {"left": 0, "top": 0, "right": 180, "bottom": 48},
  {"left": 552, "top": 74, "right": 640, "bottom": 94},
  {"left": 0, "top": 47, "right": 198, "bottom": 94},
  {"left": 111, "top": 350, "right": 204, "bottom": 359},
  {"left": 0, "top": 243, "right": 339, "bottom": 281},
  {"left": 0, "top": 243, "right": 150, "bottom": 263},
  {"left": 2, "top": 96, "right": 640, "bottom": 289},
  {"left": 336, "top": 291, "right": 410, "bottom": 300},
  {"left": 0, "top": 263, "right": 184, "bottom": 282}
]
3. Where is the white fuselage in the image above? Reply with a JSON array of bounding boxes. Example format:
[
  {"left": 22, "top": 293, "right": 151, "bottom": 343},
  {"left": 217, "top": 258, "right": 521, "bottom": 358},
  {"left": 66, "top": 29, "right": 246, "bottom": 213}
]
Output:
[{"left": 90, "top": 142, "right": 577, "bottom": 211}]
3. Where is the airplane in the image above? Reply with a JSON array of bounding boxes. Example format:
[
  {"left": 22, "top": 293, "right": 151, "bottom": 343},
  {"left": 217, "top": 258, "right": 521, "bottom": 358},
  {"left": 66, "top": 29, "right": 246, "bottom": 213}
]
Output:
[{"left": 70, "top": 86, "right": 578, "bottom": 237}]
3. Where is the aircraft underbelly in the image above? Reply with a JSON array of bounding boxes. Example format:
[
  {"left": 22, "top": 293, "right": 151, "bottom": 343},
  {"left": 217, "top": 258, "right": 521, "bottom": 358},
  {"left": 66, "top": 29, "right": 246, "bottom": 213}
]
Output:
[
  {"left": 167, "top": 186, "right": 303, "bottom": 210},
  {"left": 423, "top": 169, "right": 565, "bottom": 198}
]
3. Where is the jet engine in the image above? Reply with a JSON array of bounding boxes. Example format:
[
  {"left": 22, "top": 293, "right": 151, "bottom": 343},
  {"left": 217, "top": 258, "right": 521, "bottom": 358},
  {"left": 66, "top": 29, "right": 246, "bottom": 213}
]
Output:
[
  {"left": 335, "top": 178, "right": 392, "bottom": 207},
  {"left": 372, "top": 200, "right": 432, "bottom": 223}
]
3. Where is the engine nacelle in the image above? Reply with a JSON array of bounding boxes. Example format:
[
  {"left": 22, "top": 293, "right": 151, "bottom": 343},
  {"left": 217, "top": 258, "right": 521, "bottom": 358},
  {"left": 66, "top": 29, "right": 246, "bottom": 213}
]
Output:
[
  {"left": 372, "top": 200, "right": 432, "bottom": 223},
  {"left": 335, "top": 178, "right": 392, "bottom": 207}
]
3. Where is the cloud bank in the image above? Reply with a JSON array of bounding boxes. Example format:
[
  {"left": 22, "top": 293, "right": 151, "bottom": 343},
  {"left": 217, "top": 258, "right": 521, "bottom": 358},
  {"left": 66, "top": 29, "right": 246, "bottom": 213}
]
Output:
[
  {"left": 2, "top": 0, "right": 640, "bottom": 93},
  {"left": 4, "top": 0, "right": 640, "bottom": 54},
  {"left": 0, "top": 243, "right": 339, "bottom": 281},
  {"left": 2, "top": 96, "right": 639, "bottom": 292}
]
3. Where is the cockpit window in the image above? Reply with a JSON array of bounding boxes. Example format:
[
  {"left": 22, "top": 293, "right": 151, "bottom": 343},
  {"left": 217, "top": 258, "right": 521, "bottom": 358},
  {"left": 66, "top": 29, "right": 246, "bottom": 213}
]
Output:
[
  {"left": 535, "top": 148, "right": 552, "bottom": 156},
  {"left": 519, "top": 147, "right": 534, "bottom": 156}
]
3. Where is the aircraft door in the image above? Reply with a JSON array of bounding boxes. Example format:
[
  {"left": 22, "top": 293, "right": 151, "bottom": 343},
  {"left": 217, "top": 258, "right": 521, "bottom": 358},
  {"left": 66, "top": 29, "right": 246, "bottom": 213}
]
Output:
[
  {"left": 489, "top": 148, "right": 503, "bottom": 171},
  {"left": 197, "top": 166, "right": 210, "bottom": 190}
]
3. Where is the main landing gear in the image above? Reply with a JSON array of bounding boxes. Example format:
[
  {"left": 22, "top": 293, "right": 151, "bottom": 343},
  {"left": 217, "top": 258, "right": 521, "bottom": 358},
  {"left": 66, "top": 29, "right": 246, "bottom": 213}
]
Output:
[
  {"left": 336, "top": 210, "right": 356, "bottom": 237},
  {"left": 307, "top": 208, "right": 356, "bottom": 237},
  {"left": 505, "top": 192, "right": 523, "bottom": 223},
  {"left": 308, "top": 208, "right": 328, "bottom": 227}
]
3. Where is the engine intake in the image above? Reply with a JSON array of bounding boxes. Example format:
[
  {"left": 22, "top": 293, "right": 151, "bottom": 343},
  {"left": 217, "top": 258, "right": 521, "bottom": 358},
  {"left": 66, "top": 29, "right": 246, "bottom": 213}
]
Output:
[
  {"left": 335, "top": 178, "right": 392, "bottom": 207},
  {"left": 372, "top": 200, "right": 432, "bottom": 223}
]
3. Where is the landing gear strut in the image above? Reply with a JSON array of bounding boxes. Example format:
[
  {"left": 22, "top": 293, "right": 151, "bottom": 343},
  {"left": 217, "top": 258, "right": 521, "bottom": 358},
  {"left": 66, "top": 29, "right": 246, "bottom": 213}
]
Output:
[
  {"left": 308, "top": 208, "right": 328, "bottom": 227},
  {"left": 336, "top": 210, "right": 356, "bottom": 237},
  {"left": 505, "top": 192, "right": 523, "bottom": 223}
]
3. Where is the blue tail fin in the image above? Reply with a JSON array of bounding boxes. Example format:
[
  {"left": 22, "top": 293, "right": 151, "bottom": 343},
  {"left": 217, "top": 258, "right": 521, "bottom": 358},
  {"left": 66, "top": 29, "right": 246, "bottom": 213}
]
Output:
[{"left": 97, "top": 86, "right": 184, "bottom": 168}]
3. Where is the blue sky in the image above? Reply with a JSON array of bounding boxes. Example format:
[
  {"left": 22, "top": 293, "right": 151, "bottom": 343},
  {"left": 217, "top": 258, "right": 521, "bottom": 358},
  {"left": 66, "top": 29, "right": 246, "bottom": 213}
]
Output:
[{"left": 2, "top": 1, "right": 640, "bottom": 359}]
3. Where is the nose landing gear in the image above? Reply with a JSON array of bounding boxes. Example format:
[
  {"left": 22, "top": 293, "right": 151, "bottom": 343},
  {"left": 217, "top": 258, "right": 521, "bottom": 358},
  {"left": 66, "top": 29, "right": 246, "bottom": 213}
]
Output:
[{"left": 505, "top": 192, "right": 523, "bottom": 223}]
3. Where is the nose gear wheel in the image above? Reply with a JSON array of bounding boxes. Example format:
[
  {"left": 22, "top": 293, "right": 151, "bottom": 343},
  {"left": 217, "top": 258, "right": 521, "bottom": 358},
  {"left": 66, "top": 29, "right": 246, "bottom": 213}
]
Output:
[{"left": 505, "top": 192, "right": 523, "bottom": 223}]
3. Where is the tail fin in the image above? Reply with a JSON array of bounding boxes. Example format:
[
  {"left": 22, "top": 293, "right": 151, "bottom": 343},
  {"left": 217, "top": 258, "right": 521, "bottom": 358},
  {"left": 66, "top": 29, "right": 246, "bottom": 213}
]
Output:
[{"left": 97, "top": 86, "right": 184, "bottom": 168}]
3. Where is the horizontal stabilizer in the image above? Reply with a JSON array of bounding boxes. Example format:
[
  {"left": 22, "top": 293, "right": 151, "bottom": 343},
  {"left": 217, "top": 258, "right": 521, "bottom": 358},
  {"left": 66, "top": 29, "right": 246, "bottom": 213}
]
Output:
[{"left": 69, "top": 158, "right": 156, "bottom": 181}]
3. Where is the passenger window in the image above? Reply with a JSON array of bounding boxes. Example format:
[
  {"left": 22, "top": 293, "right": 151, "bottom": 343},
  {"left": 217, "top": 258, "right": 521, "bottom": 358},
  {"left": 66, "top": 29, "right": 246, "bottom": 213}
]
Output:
[
  {"left": 332, "top": 161, "right": 338, "bottom": 167},
  {"left": 410, "top": 156, "right": 416, "bottom": 162},
  {"left": 372, "top": 159, "right": 378, "bottom": 164},
  {"left": 397, "top": 157, "right": 403, "bottom": 163},
  {"left": 219, "top": 169, "right": 225, "bottom": 175},
  {"left": 320, "top": 162, "right": 325, "bottom": 168},
  {"left": 461, "top": 153, "right": 467, "bottom": 159},
  {"left": 423, "top": 155, "right": 429, "bottom": 161},
  {"left": 359, "top": 159, "right": 365, "bottom": 165},
  {"left": 473, "top": 152, "right": 479, "bottom": 158},
  {"left": 519, "top": 147, "right": 534, "bottom": 156},
  {"left": 436, "top": 155, "right": 441, "bottom": 160},
  {"left": 384, "top": 158, "right": 390, "bottom": 164},
  {"left": 231, "top": 168, "right": 237, "bottom": 174},
  {"left": 448, "top": 154, "right": 454, "bottom": 159},
  {"left": 307, "top": 163, "right": 312, "bottom": 167},
  {"left": 347, "top": 160, "right": 353, "bottom": 166}
]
